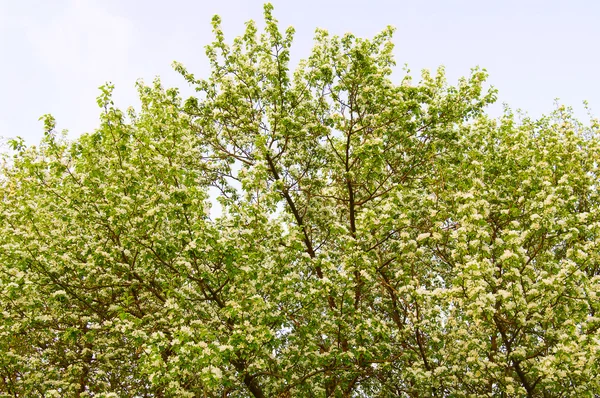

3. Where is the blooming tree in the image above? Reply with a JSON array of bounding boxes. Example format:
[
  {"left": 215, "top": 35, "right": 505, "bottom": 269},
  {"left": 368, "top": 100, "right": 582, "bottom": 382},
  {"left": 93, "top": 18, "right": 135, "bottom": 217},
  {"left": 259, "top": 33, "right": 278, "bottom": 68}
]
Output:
[{"left": 1, "top": 5, "right": 599, "bottom": 397}]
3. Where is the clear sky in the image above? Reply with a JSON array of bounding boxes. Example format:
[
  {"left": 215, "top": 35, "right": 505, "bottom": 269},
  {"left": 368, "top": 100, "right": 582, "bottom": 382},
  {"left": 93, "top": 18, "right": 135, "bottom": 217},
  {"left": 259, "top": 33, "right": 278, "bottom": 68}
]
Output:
[{"left": 1, "top": 0, "right": 599, "bottom": 145}]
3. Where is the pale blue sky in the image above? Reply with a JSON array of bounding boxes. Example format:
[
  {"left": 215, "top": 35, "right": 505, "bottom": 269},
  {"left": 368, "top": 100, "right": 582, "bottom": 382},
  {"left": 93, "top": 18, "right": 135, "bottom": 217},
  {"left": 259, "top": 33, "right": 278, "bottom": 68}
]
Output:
[{"left": 1, "top": 0, "right": 598, "bottom": 144}]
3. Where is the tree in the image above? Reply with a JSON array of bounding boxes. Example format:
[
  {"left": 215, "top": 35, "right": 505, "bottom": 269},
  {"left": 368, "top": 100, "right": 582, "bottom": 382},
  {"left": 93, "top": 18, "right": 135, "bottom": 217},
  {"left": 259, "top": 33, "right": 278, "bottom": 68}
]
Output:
[{"left": 1, "top": 4, "right": 599, "bottom": 397}]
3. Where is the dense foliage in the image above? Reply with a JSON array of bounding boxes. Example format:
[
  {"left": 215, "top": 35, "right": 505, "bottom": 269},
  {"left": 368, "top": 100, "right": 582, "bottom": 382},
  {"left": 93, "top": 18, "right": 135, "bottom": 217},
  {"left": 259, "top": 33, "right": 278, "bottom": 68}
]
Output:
[{"left": 1, "top": 5, "right": 599, "bottom": 397}]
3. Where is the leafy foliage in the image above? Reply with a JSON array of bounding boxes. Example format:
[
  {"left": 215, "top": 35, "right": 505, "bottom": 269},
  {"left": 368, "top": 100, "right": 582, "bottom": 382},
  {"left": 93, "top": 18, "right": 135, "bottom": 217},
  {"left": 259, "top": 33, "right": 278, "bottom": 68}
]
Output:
[{"left": 1, "top": 5, "right": 599, "bottom": 397}]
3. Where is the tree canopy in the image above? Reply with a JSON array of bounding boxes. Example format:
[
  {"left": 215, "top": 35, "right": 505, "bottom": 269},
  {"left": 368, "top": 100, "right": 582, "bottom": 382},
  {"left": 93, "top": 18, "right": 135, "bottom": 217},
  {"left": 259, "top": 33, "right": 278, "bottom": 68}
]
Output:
[{"left": 1, "top": 4, "right": 599, "bottom": 397}]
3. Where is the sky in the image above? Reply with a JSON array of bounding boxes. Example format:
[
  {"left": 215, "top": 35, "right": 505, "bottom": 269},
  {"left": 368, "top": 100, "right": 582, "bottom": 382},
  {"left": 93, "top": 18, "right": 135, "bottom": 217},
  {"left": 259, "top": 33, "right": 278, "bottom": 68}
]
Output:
[{"left": 1, "top": 0, "right": 599, "bottom": 145}]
